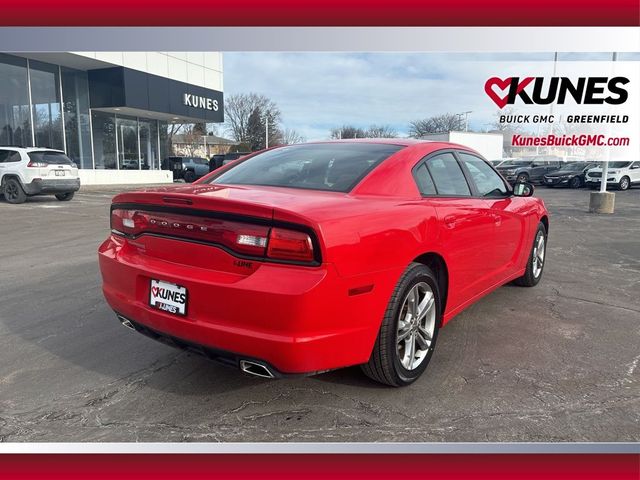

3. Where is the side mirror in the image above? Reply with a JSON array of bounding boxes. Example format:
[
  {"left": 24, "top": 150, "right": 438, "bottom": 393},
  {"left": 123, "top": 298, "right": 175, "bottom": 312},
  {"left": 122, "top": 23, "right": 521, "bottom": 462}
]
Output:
[{"left": 513, "top": 181, "right": 535, "bottom": 197}]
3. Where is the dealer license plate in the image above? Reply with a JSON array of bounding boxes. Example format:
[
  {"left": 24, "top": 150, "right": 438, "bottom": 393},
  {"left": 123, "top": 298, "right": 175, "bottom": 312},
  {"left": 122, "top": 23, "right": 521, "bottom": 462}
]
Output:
[{"left": 149, "top": 279, "right": 188, "bottom": 316}]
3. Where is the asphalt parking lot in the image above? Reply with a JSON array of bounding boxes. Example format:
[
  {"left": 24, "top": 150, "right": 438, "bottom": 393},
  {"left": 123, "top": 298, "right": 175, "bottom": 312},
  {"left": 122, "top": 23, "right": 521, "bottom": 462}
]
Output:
[{"left": 0, "top": 186, "right": 638, "bottom": 442}]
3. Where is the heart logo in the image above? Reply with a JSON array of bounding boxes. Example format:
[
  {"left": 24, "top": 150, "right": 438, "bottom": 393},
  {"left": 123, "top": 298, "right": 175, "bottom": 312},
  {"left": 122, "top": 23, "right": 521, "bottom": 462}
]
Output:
[
  {"left": 484, "top": 77, "right": 534, "bottom": 108},
  {"left": 151, "top": 287, "right": 160, "bottom": 296}
]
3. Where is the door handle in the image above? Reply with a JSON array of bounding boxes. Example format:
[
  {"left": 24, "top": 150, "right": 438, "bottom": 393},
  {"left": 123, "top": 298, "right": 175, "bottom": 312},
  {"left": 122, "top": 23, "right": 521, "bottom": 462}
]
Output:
[{"left": 444, "top": 215, "right": 456, "bottom": 229}]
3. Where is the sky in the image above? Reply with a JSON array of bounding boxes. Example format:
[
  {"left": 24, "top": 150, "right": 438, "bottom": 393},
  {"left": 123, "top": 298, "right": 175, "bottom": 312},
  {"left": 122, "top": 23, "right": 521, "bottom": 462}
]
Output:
[{"left": 222, "top": 52, "right": 640, "bottom": 141}]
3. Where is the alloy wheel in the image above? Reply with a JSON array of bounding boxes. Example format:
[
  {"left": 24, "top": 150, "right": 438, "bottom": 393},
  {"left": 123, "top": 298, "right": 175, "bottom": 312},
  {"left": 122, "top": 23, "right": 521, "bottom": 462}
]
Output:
[
  {"left": 532, "top": 232, "right": 545, "bottom": 278},
  {"left": 396, "top": 282, "right": 436, "bottom": 371}
]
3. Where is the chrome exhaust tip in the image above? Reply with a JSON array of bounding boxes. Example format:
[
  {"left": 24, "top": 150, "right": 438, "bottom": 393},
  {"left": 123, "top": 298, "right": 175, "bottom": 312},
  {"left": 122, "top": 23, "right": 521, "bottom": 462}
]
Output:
[
  {"left": 240, "top": 360, "right": 275, "bottom": 379},
  {"left": 117, "top": 315, "right": 136, "bottom": 331}
]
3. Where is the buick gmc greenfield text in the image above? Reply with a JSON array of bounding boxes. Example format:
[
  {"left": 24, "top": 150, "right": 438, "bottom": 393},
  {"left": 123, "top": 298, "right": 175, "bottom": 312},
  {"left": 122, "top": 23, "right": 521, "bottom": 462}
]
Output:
[{"left": 99, "top": 140, "right": 549, "bottom": 386}]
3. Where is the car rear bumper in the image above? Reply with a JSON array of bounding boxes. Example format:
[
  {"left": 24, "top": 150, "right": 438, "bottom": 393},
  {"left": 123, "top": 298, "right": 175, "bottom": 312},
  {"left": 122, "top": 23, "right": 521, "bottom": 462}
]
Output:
[
  {"left": 24, "top": 178, "right": 81, "bottom": 195},
  {"left": 98, "top": 235, "right": 398, "bottom": 375}
]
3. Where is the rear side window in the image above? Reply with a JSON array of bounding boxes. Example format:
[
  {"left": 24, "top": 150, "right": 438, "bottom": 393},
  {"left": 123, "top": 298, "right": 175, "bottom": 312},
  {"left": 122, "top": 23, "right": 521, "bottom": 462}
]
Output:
[
  {"left": 426, "top": 153, "right": 471, "bottom": 196},
  {"left": 27, "top": 151, "right": 73, "bottom": 165},
  {"left": 414, "top": 163, "right": 437, "bottom": 195},
  {"left": 0, "top": 150, "right": 21, "bottom": 163},
  {"left": 211, "top": 143, "right": 404, "bottom": 193}
]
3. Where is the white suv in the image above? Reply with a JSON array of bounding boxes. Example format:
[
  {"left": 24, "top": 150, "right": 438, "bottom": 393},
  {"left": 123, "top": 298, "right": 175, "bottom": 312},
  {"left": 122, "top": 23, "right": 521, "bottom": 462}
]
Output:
[
  {"left": 0, "top": 147, "right": 80, "bottom": 204},
  {"left": 585, "top": 161, "right": 640, "bottom": 191}
]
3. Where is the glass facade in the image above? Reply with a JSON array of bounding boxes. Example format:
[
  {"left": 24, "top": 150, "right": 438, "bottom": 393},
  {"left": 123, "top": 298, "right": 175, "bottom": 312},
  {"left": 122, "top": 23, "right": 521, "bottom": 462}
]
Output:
[
  {"left": 61, "top": 67, "right": 92, "bottom": 169},
  {"left": 29, "top": 60, "right": 64, "bottom": 151},
  {"left": 0, "top": 54, "right": 177, "bottom": 173},
  {"left": 0, "top": 54, "right": 32, "bottom": 147}
]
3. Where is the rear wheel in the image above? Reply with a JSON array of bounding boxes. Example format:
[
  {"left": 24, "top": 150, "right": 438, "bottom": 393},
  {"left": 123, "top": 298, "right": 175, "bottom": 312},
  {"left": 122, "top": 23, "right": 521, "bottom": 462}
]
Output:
[
  {"left": 55, "top": 192, "right": 74, "bottom": 201},
  {"left": 514, "top": 222, "right": 547, "bottom": 287},
  {"left": 618, "top": 176, "right": 630, "bottom": 191},
  {"left": 361, "top": 263, "right": 441, "bottom": 387},
  {"left": 183, "top": 170, "right": 196, "bottom": 183},
  {"left": 3, "top": 178, "right": 27, "bottom": 204}
]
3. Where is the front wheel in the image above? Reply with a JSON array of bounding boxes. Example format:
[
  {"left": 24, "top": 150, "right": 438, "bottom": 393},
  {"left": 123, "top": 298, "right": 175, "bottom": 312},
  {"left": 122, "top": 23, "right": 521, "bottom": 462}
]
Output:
[
  {"left": 516, "top": 173, "right": 529, "bottom": 183},
  {"left": 361, "top": 263, "right": 441, "bottom": 387},
  {"left": 514, "top": 222, "right": 547, "bottom": 287},
  {"left": 569, "top": 176, "right": 581, "bottom": 189},
  {"left": 55, "top": 192, "right": 75, "bottom": 201},
  {"left": 618, "top": 176, "right": 630, "bottom": 191},
  {"left": 183, "top": 170, "right": 197, "bottom": 183}
]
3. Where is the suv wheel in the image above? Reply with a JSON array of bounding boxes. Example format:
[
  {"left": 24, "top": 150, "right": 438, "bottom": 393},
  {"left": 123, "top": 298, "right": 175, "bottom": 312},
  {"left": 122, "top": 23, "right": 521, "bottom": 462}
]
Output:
[
  {"left": 183, "top": 170, "right": 197, "bottom": 183},
  {"left": 618, "top": 176, "right": 630, "bottom": 191},
  {"left": 516, "top": 173, "right": 529, "bottom": 183},
  {"left": 361, "top": 263, "right": 441, "bottom": 387},
  {"left": 3, "top": 178, "right": 27, "bottom": 204},
  {"left": 55, "top": 192, "right": 75, "bottom": 201}
]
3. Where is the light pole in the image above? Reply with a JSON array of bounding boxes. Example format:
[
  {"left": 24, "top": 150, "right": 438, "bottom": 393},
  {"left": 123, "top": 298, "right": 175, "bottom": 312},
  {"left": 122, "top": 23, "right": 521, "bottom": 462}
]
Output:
[
  {"left": 589, "top": 52, "right": 617, "bottom": 214},
  {"left": 456, "top": 111, "right": 472, "bottom": 131}
]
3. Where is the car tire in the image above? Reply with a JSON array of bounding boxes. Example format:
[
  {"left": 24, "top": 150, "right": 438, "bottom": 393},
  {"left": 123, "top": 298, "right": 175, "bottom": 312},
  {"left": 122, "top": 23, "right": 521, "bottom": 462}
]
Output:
[
  {"left": 516, "top": 173, "right": 529, "bottom": 183},
  {"left": 514, "top": 222, "right": 547, "bottom": 287},
  {"left": 55, "top": 192, "right": 75, "bottom": 201},
  {"left": 3, "top": 178, "right": 27, "bottom": 204},
  {"left": 183, "top": 170, "right": 197, "bottom": 183},
  {"left": 569, "top": 176, "right": 581, "bottom": 189},
  {"left": 361, "top": 262, "right": 441, "bottom": 387},
  {"left": 618, "top": 176, "right": 630, "bottom": 191}
]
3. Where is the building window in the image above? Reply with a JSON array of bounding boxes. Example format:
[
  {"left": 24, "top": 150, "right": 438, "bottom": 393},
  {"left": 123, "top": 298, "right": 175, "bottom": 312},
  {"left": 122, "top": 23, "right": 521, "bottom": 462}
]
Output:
[
  {"left": 139, "top": 119, "right": 159, "bottom": 170},
  {"left": 92, "top": 111, "right": 117, "bottom": 169},
  {"left": 0, "top": 54, "right": 32, "bottom": 147},
  {"left": 61, "top": 67, "right": 92, "bottom": 169},
  {"left": 159, "top": 121, "right": 170, "bottom": 163},
  {"left": 116, "top": 116, "right": 139, "bottom": 170},
  {"left": 29, "top": 59, "right": 64, "bottom": 150}
]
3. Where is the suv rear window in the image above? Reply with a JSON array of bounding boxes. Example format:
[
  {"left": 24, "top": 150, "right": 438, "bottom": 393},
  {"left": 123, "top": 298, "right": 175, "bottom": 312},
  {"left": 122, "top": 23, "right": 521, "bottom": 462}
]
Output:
[
  {"left": 27, "top": 151, "right": 73, "bottom": 165},
  {"left": 210, "top": 143, "right": 404, "bottom": 192}
]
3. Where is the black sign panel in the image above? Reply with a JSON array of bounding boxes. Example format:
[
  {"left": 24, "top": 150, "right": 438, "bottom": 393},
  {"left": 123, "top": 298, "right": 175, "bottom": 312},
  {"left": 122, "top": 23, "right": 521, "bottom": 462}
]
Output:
[{"left": 88, "top": 67, "right": 224, "bottom": 122}]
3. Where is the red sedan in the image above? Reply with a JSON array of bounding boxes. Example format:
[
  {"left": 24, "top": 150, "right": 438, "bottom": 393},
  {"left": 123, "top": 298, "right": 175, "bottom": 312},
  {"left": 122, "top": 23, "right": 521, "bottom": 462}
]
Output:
[{"left": 99, "top": 140, "right": 548, "bottom": 386}]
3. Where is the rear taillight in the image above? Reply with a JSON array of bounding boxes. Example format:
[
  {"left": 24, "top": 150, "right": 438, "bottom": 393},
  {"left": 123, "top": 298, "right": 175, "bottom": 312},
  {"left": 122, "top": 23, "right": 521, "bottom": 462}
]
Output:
[
  {"left": 27, "top": 161, "right": 47, "bottom": 167},
  {"left": 266, "top": 228, "right": 314, "bottom": 263},
  {"left": 111, "top": 209, "right": 316, "bottom": 264}
]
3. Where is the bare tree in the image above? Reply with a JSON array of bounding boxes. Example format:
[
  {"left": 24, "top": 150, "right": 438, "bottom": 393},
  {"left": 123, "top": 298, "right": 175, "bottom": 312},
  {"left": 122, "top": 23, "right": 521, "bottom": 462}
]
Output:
[
  {"left": 224, "top": 93, "right": 281, "bottom": 145},
  {"left": 366, "top": 124, "right": 398, "bottom": 138},
  {"left": 280, "top": 128, "right": 306, "bottom": 145},
  {"left": 408, "top": 113, "right": 464, "bottom": 137},
  {"left": 330, "top": 125, "right": 366, "bottom": 139},
  {"left": 489, "top": 108, "right": 523, "bottom": 157},
  {"left": 178, "top": 125, "right": 204, "bottom": 157}
]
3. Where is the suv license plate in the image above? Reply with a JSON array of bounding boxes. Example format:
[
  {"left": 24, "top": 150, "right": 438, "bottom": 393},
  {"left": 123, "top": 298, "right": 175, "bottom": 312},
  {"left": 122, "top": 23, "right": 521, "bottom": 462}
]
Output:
[
  {"left": 149, "top": 279, "right": 188, "bottom": 316},
  {"left": 55, "top": 170, "right": 65, "bottom": 176}
]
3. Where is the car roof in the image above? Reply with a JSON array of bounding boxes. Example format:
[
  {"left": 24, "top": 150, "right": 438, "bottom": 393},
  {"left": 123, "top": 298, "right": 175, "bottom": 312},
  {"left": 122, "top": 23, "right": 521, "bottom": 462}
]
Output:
[{"left": 300, "top": 138, "right": 433, "bottom": 147}]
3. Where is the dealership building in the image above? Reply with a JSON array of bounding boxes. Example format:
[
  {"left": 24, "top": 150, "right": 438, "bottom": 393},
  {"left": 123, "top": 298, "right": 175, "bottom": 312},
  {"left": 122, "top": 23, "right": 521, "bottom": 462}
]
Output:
[{"left": 0, "top": 52, "right": 223, "bottom": 184}]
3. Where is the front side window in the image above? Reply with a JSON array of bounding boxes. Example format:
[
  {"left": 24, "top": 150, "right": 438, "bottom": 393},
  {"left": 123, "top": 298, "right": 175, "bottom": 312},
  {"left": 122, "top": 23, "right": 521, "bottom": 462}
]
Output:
[
  {"left": 458, "top": 153, "right": 509, "bottom": 197},
  {"left": 425, "top": 153, "right": 471, "bottom": 196},
  {"left": 211, "top": 143, "right": 404, "bottom": 193}
]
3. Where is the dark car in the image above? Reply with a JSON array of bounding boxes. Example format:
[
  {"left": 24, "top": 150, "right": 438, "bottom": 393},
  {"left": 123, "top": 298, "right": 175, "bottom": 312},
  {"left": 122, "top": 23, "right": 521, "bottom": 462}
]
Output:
[
  {"left": 209, "top": 152, "right": 252, "bottom": 172},
  {"left": 543, "top": 162, "right": 599, "bottom": 188},
  {"left": 496, "top": 156, "right": 565, "bottom": 185},
  {"left": 162, "top": 156, "right": 210, "bottom": 182}
]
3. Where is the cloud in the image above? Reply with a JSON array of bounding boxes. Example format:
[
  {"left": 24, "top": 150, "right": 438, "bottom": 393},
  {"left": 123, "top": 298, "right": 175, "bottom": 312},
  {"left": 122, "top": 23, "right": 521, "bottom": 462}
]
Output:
[{"left": 222, "top": 52, "right": 640, "bottom": 141}]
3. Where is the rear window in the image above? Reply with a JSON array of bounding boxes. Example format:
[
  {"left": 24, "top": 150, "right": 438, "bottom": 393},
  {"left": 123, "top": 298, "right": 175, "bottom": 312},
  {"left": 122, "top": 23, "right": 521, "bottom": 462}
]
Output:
[
  {"left": 27, "top": 151, "right": 73, "bottom": 165},
  {"left": 210, "top": 143, "right": 404, "bottom": 192}
]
